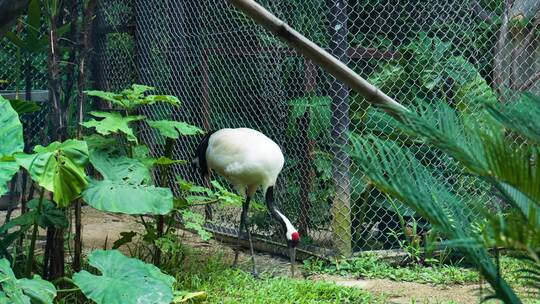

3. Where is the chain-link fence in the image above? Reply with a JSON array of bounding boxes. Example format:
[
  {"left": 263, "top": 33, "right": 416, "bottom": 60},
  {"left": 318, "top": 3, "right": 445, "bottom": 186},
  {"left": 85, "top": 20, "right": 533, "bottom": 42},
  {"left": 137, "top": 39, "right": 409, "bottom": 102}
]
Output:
[
  {"left": 94, "top": 0, "right": 539, "bottom": 257},
  {"left": 0, "top": 10, "right": 51, "bottom": 150}
]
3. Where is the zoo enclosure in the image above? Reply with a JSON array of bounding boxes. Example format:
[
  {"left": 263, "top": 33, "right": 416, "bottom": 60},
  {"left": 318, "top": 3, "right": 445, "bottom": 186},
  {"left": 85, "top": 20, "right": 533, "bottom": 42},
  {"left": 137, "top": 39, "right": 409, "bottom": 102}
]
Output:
[
  {"left": 94, "top": 0, "right": 540, "bottom": 257},
  {"left": 2, "top": 0, "right": 538, "bottom": 257}
]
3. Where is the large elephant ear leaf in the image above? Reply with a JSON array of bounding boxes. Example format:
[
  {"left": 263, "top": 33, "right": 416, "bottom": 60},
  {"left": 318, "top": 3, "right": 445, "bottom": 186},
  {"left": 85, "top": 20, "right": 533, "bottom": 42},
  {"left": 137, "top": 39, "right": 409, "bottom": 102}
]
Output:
[
  {"left": 0, "top": 96, "right": 24, "bottom": 196},
  {"left": 89, "top": 149, "right": 151, "bottom": 185},
  {"left": 0, "top": 258, "right": 56, "bottom": 304},
  {"left": 73, "top": 250, "right": 174, "bottom": 304},
  {"left": 81, "top": 111, "right": 144, "bottom": 142},
  {"left": 82, "top": 179, "right": 173, "bottom": 215},
  {"left": 147, "top": 120, "right": 203, "bottom": 139},
  {"left": 15, "top": 139, "right": 89, "bottom": 207}
]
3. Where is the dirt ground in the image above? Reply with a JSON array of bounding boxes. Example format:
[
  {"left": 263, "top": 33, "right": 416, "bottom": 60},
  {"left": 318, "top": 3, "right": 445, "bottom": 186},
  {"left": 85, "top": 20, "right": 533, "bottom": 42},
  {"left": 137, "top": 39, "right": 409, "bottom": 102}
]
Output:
[
  {"left": 0, "top": 206, "right": 494, "bottom": 303},
  {"left": 71, "top": 206, "right": 493, "bottom": 304}
]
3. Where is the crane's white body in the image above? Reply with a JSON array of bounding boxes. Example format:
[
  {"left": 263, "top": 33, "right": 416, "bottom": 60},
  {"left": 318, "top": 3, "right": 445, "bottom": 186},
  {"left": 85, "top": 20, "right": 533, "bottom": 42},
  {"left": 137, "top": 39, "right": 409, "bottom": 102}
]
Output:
[
  {"left": 206, "top": 128, "right": 284, "bottom": 198},
  {"left": 194, "top": 127, "right": 299, "bottom": 276}
]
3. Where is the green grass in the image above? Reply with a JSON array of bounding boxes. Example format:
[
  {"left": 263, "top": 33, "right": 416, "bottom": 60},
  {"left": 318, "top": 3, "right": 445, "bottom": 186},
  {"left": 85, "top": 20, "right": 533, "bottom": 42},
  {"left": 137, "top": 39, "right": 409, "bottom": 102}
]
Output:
[
  {"left": 499, "top": 255, "right": 540, "bottom": 291},
  {"left": 173, "top": 251, "right": 385, "bottom": 304},
  {"left": 303, "top": 254, "right": 480, "bottom": 285}
]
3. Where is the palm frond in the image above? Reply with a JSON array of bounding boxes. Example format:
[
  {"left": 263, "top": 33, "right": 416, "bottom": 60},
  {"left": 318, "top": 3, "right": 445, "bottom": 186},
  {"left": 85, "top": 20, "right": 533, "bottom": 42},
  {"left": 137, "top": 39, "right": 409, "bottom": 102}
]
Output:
[
  {"left": 381, "top": 101, "right": 540, "bottom": 216},
  {"left": 482, "top": 130, "right": 540, "bottom": 205},
  {"left": 348, "top": 134, "right": 521, "bottom": 303},
  {"left": 485, "top": 93, "right": 540, "bottom": 145},
  {"left": 381, "top": 101, "right": 489, "bottom": 174},
  {"left": 495, "top": 182, "right": 540, "bottom": 227}
]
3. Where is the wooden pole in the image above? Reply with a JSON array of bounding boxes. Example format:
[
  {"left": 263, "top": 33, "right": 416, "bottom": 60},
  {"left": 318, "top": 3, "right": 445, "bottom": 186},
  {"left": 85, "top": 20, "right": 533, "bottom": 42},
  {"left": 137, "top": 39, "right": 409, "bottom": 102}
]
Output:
[
  {"left": 327, "top": 0, "right": 352, "bottom": 257},
  {"left": 228, "top": 0, "right": 407, "bottom": 113}
]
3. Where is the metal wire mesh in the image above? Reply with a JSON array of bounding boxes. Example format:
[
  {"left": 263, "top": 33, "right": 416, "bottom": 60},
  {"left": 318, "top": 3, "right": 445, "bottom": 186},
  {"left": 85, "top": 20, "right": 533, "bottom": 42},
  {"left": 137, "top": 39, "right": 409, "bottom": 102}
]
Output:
[
  {"left": 91, "top": 0, "right": 539, "bottom": 257},
  {"left": 0, "top": 13, "right": 50, "bottom": 149}
]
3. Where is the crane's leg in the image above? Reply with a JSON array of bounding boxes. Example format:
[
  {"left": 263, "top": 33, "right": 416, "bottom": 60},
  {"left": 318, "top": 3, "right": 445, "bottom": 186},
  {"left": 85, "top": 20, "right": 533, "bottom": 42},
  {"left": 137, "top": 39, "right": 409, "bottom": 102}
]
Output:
[{"left": 232, "top": 196, "right": 258, "bottom": 277}]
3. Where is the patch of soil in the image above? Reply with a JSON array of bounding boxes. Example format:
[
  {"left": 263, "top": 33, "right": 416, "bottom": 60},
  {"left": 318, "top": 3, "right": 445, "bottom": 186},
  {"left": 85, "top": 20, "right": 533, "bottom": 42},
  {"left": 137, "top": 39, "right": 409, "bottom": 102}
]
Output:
[
  {"left": 80, "top": 206, "right": 142, "bottom": 252},
  {"left": 80, "top": 207, "right": 494, "bottom": 303},
  {"left": 1, "top": 206, "right": 495, "bottom": 303}
]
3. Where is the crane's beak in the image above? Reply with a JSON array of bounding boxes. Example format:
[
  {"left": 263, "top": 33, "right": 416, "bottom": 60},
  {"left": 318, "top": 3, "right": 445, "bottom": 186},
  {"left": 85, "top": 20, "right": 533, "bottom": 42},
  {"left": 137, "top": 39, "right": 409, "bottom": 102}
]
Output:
[{"left": 289, "top": 246, "right": 296, "bottom": 277}]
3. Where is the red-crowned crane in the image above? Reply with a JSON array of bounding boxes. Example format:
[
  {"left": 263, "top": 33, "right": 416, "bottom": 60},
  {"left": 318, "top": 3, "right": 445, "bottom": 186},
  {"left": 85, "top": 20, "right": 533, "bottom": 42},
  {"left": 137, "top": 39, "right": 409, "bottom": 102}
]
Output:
[{"left": 193, "top": 128, "right": 300, "bottom": 277}]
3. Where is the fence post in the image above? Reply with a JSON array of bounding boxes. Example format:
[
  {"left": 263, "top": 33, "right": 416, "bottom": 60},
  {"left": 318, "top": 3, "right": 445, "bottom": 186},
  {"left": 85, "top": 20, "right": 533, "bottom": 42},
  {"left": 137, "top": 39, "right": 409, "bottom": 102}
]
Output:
[{"left": 327, "top": 0, "right": 352, "bottom": 257}]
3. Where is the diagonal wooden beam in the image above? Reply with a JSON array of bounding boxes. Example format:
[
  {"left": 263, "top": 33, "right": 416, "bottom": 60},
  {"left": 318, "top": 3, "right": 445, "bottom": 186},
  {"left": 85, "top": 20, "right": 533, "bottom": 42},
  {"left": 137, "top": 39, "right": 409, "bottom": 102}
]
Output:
[{"left": 228, "top": 0, "right": 408, "bottom": 114}]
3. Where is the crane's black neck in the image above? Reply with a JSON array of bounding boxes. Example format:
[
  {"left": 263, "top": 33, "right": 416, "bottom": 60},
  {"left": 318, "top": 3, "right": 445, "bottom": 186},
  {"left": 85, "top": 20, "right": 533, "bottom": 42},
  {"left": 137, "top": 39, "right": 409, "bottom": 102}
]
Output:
[
  {"left": 265, "top": 186, "right": 287, "bottom": 232},
  {"left": 193, "top": 130, "right": 217, "bottom": 178}
]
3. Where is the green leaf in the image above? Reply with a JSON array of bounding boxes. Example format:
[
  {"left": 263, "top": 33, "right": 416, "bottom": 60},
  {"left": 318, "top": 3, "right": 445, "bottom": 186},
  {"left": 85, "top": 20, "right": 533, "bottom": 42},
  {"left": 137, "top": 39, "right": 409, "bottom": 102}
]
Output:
[
  {"left": 15, "top": 140, "right": 89, "bottom": 207},
  {"left": 496, "top": 182, "right": 540, "bottom": 226},
  {"left": 85, "top": 85, "right": 182, "bottom": 110},
  {"left": 0, "top": 161, "right": 19, "bottom": 197},
  {"left": 84, "top": 91, "right": 124, "bottom": 106},
  {"left": 172, "top": 291, "right": 207, "bottom": 303},
  {"left": 147, "top": 120, "right": 203, "bottom": 139},
  {"left": 27, "top": 199, "right": 69, "bottom": 229},
  {"left": 4, "top": 32, "right": 25, "bottom": 49},
  {"left": 124, "top": 84, "right": 154, "bottom": 98},
  {"left": 485, "top": 93, "right": 540, "bottom": 145},
  {"left": 81, "top": 111, "right": 144, "bottom": 142},
  {"left": 112, "top": 231, "right": 137, "bottom": 249},
  {"left": 287, "top": 95, "right": 331, "bottom": 139},
  {"left": 0, "top": 97, "right": 24, "bottom": 196},
  {"left": 89, "top": 150, "right": 151, "bottom": 185},
  {"left": 0, "top": 258, "right": 56, "bottom": 304},
  {"left": 0, "top": 199, "right": 66, "bottom": 236},
  {"left": 56, "top": 24, "right": 71, "bottom": 38},
  {"left": 18, "top": 275, "right": 57, "bottom": 304},
  {"left": 153, "top": 157, "right": 186, "bottom": 166},
  {"left": 72, "top": 250, "right": 174, "bottom": 304},
  {"left": 82, "top": 179, "right": 173, "bottom": 215},
  {"left": 145, "top": 95, "right": 180, "bottom": 106},
  {"left": 0, "top": 211, "right": 35, "bottom": 234},
  {"left": 0, "top": 96, "right": 24, "bottom": 156},
  {"left": 173, "top": 198, "right": 189, "bottom": 209},
  {"left": 27, "top": 0, "right": 41, "bottom": 43},
  {"left": 131, "top": 145, "right": 150, "bottom": 160},
  {"left": 181, "top": 210, "right": 211, "bottom": 241},
  {"left": 8, "top": 99, "right": 41, "bottom": 115}
]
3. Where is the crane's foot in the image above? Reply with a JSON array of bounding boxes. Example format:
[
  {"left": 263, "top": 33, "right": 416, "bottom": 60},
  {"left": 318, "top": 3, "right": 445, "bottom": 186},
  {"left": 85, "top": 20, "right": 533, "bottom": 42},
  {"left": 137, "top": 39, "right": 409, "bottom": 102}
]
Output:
[
  {"left": 232, "top": 249, "right": 240, "bottom": 268},
  {"left": 250, "top": 270, "right": 260, "bottom": 279}
]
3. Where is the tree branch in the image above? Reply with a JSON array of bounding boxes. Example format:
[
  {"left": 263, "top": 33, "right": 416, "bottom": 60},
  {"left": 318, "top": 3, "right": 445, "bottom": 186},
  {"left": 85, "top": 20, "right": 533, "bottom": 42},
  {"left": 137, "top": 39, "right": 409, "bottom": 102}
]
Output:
[
  {"left": 519, "top": 70, "right": 540, "bottom": 91},
  {"left": 468, "top": 1, "right": 497, "bottom": 24}
]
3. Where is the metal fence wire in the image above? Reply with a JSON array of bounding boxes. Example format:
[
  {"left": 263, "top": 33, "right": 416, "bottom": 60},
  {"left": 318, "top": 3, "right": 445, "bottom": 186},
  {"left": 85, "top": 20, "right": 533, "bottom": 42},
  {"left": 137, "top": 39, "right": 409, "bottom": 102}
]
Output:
[
  {"left": 0, "top": 13, "right": 50, "bottom": 150},
  {"left": 91, "top": 0, "right": 539, "bottom": 257}
]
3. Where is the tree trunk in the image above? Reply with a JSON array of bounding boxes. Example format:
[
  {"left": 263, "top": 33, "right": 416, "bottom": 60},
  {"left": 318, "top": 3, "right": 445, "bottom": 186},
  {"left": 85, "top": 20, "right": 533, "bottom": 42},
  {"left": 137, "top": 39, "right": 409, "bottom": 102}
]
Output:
[
  {"left": 49, "top": 11, "right": 64, "bottom": 140},
  {"left": 73, "top": 0, "right": 97, "bottom": 273},
  {"left": 46, "top": 5, "right": 65, "bottom": 281},
  {"left": 47, "top": 225, "right": 65, "bottom": 280},
  {"left": 153, "top": 137, "right": 175, "bottom": 266},
  {"left": 493, "top": 0, "right": 511, "bottom": 100}
]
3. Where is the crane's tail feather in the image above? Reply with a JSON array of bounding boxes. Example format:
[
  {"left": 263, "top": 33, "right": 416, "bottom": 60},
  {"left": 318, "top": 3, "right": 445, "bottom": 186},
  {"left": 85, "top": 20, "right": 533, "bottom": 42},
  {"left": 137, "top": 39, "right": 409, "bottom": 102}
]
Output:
[{"left": 193, "top": 130, "right": 217, "bottom": 178}]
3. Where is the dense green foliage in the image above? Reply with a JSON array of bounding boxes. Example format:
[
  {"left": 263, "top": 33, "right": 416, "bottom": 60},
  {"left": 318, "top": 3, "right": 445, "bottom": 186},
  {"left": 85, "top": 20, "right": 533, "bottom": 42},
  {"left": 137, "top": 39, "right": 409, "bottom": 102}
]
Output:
[
  {"left": 350, "top": 93, "right": 540, "bottom": 303},
  {"left": 0, "top": 258, "right": 56, "bottom": 304},
  {"left": 0, "top": 85, "right": 210, "bottom": 303}
]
